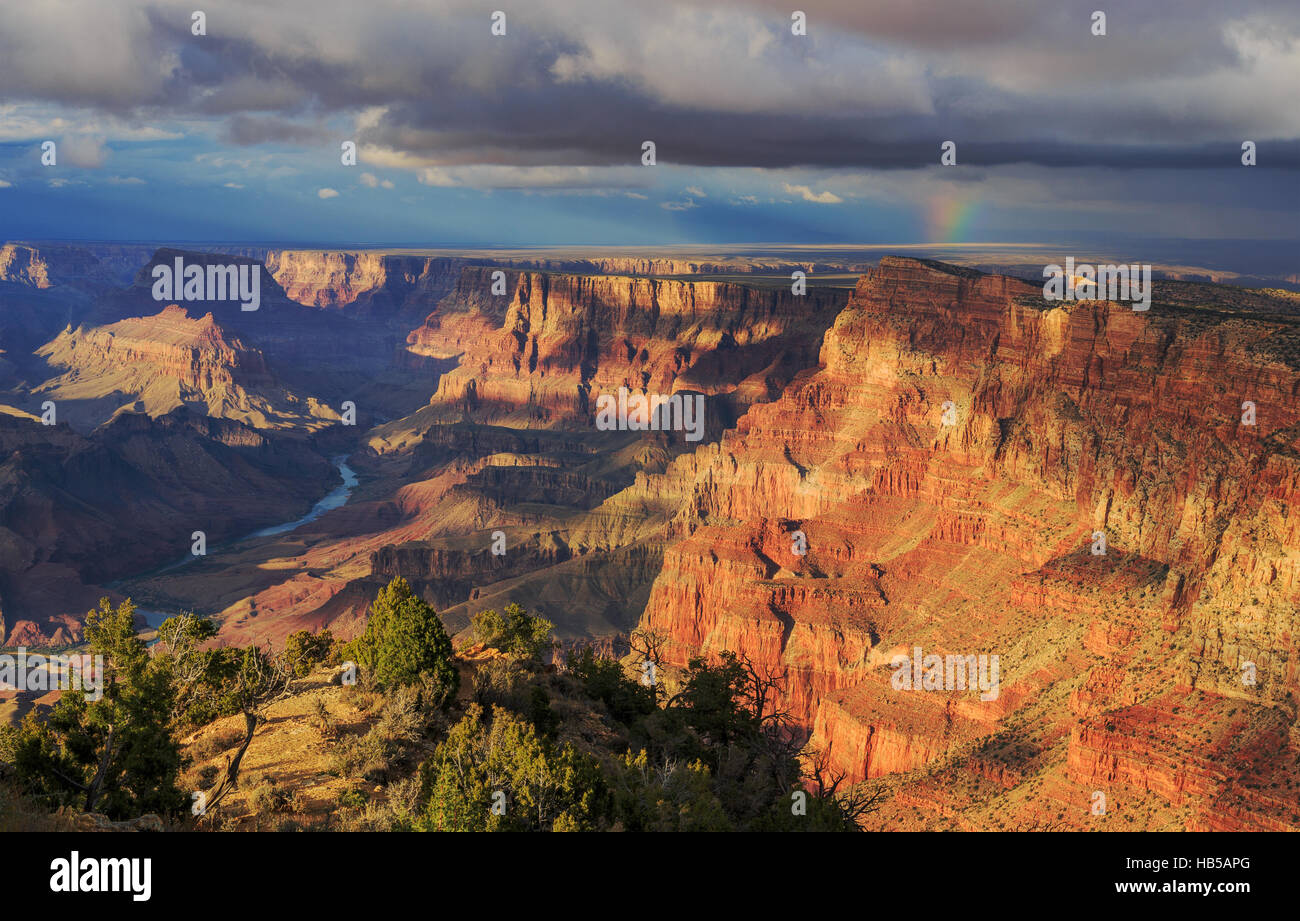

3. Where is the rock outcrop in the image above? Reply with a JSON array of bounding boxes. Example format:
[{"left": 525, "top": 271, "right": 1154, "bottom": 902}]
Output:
[
  {"left": 264, "top": 251, "right": 478, "bottom": 323},
  {"left": 392, "top": 267, "right": 846, "bottom": 436},
  {"left": 35, "top": 305, "right": 340, "bottom": 432},
  {"left": 626, "top": 256, "right": 1300, "bottom": 829},
  {"left": 262, "top": 249, "right": 863, "bottom": 319},
  {"left": 0, "top": 243, "right": 117, "bottom": 289}
]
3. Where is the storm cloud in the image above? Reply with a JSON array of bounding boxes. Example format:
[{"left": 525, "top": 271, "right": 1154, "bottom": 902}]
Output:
[{"left": 0, "top": 0, "right": 1296, "bottom": 178}]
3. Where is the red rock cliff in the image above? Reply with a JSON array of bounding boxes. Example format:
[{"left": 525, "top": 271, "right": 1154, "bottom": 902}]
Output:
[
  {"left": 402, "top": 267, "right": 846, "bottom": 431},
  {"left": 630, "top": 256, "right": 1300, "bottom": 828}
]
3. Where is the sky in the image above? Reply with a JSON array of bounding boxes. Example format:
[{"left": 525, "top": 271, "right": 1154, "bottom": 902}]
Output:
[{"left": 0, "top": 0, "right": 1297, "bottom": 247}]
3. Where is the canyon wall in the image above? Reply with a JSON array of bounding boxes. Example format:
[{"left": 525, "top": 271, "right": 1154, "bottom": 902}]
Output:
[
  {"left": 399, "top": 267, "right": 847, "bottom": 433},
  {"left": 0, "top": 243, "right": 124, "bottom": 289},
  {"left": 472, "top": 256, "right": 865, "bottom": 277},
  {"left": 262, "top": 249, "right": 863, "bottom": 317},
  {"left": 264, "top": 252, "right": 478, "bottom": 323},
  {"left": 626, "top": 256, "right": 1300, "bottom": 828}
]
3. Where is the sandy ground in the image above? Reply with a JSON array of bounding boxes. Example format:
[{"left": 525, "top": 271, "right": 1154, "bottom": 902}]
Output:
[{"left": 181, "top": 657, "right": 485, "bottom": 830}]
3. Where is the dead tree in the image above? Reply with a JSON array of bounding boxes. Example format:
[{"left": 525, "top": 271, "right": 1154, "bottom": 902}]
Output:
[
  {"left": 734, "top": 653, "right": 805, "bottom": 792},
  {"left": 159, "top": 616, "right": 293, "bottom": 821},
  {"left": 804, "top": 744, "right": 889, "bottom": 826},
  {"left": 198, "top": 646, "right": 292, "bottom": 817},
  {"left": 629, "top": 628, "right": 669, "bottom": 706},
  {"left": 736, "top": 652, "right": 791, "bottom": 734}
]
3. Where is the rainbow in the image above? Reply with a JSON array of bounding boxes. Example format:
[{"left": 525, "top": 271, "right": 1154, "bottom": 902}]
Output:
[{"left": 924, "top": 196, "right": 980, "bottom": 243}]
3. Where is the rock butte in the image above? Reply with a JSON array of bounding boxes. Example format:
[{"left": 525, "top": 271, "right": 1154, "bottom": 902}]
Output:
[{"left": 36, "top": 305, "right": 339, "bottom": 432}]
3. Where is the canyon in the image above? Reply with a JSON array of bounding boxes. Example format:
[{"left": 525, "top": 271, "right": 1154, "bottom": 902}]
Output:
[
  {"left": 1, "top": 242, "right": 1296, "bottom": 830},
  {"left": 631, "top": 258, "right": 1300, "bottom": 830}
]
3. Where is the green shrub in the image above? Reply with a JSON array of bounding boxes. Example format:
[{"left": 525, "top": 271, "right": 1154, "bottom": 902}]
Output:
[
  {"left": 284, "top": 629, "right": 337, "bottom": 678},
  {"left": 470, "top": 603, "right": 555, "bottom": 662},
  {"left": 566, "top": 645, "right": 654, "bottom": 725},
  {"left": 471, "top": 658, "right": 531, "bottom": 712},
  {"left": 346, "top": 577, "right": 458, "bottom": 701},
  {"left": 417, "top": 704, "right": 609, "bottom": 832}
]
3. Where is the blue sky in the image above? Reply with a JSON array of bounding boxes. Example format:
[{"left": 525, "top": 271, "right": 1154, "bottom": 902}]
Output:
[
  {"left": 0, "top": 0, "right": 1297, "bottom": 247},
  {"left": 0, "top": 137, "right": 925, "bottom": 245}
]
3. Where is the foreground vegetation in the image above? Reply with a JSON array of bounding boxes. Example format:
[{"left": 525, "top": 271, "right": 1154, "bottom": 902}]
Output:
[{"left": 0, "top": 576, "right": 876, "bottom": 831}]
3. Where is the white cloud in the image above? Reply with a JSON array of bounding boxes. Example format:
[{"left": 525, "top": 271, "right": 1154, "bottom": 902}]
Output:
[
  {"left": 59, "top": 134, "right": 107, "bottom": 168},
  {"left": 354, "top": 105, "right": 389, "bottom": 133},
  {"left": 0, "top": 1, "right": 1294, "bottom": 178},
  {"left": 223, "top": 182, "right": 244, "bottom": 189},
  {"left": 0, "top": 179, "right": 11, "bottom": 188},
  {"left": 415, "top": 164, "right": 651, "bottom": 191},
  {"left": 783, "top": 183, "right": 843, "bottom": 204},
  {"left": 360, "top": 145, "right": 439, "bottom": 171},
  {"left": 106, "top": 175, "right": 144, "bottom": 184},
  {"left": 0, "top": 103, "right": 181, "bottom": 143},
  {"left": 359, "top": 171, "right": 393, "bottom": 189},
  {"left": 195, "top": 152, "right": 265, "bottom": 170},
  {"left": 416, "top": 167, "right": 458, "bottom": 187},
  {"left": 317, "top": 187, "right": 339, "bottom": 199}
]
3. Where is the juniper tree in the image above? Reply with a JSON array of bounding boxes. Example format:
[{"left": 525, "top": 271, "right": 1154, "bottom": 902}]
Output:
[{"left": 6, "top": 598, "right": 185, "bottom": 820}]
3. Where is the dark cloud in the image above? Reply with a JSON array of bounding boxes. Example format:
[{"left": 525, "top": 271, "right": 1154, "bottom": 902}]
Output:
[
  {"left": 224, "top": 115, "right": 330, "bottom": 146},
  {"left": 0, "top": 0, "right": 1296, "bottom": 176}
]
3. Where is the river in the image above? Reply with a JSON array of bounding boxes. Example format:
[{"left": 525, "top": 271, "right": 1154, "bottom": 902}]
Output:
[
  {"left": 130, "top": 455, "right": 358, "bottom": 629},
  {"left": 246, "top": 457, "right": 358, "bottom": 538}
]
